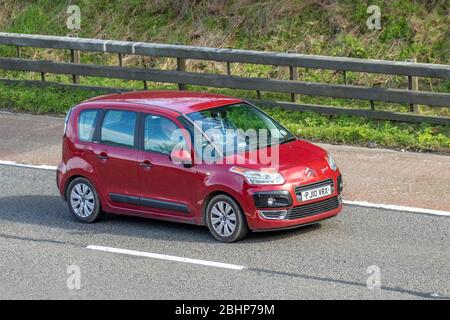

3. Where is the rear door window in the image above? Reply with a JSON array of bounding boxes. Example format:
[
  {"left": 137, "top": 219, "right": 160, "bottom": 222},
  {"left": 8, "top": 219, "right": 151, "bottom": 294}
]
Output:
[
  {"left": 78, "top": 109, "right": 99, "bottom": 142},
  {"left": 101, "top": 110, "right": 137, "bottom": 148}
]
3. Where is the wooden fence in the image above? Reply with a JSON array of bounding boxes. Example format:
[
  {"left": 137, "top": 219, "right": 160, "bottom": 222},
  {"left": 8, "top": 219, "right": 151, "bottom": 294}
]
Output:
[{"left": 0, "top": 33, "right": 448, "bottom": 124}]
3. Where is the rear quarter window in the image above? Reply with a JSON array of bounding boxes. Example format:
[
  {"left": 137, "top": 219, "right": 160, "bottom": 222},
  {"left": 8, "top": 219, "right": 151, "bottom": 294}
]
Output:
[{"left": 78, "top": 110, "right": 99, "bottom": 142}]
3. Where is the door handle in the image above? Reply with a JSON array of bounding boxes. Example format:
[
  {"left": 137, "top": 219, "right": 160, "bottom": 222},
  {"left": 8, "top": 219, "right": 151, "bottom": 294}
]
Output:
[
  {"left": 140, "top": 160, "right": 153, "bottom": 168},
  {"left": 96, "top": 152, "right": 109, "bottom": 160}
]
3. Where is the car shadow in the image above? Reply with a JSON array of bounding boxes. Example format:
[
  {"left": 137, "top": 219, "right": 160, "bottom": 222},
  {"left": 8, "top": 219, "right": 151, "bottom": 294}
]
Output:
[{"left": 0, "top": 195, "right": 324, "bottom": 244}]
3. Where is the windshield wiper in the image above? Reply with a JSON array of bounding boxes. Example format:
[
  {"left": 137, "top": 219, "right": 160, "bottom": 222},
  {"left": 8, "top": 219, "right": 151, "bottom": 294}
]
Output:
[{"left": 280, "top": 136, "right": 297, "bottom": 144}]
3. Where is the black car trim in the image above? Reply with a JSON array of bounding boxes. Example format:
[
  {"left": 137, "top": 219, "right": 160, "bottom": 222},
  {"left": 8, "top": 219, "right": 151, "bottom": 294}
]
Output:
[
  {"left": 139, "top": 197, "right": 190, "bottom": 213},
  {"left": 92, "top": 109, "right": 105, "bottom": 143},
  {"left": 337, "top": 174, "right": 343, "bottom": 194},
  {"left": 109, "top": 193, "right": 189, "bottom": 213},
  {"left": 253, "top": 190, "right": 293, "bottom": 209},
  {"left": 110, "top": 193, "right": 140, "bottom": 206}
]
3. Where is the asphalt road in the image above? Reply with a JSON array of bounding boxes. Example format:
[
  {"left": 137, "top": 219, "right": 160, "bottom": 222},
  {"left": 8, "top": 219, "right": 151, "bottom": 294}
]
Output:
[{"left": 0, "top": 164, "right": 449, "bottom": 300}]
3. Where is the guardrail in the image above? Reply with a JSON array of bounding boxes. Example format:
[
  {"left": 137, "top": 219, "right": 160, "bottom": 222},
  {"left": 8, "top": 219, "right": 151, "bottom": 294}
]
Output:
[{"left": 0, "top": 32, "right": 449, "bottom": 124}]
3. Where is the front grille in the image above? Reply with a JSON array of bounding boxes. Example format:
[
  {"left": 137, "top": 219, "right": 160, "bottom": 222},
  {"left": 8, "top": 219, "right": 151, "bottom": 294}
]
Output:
[
  {"left": 294, "top": 178, "right": 334, "bottom": 198},
  {"left": 288, "top": 196, "right": 340, "bottom": 220}
]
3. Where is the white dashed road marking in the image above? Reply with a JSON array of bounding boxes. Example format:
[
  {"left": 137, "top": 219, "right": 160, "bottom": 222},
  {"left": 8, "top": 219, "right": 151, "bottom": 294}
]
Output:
[
  {"left": 343, "top": 200, "right": 450, "bottom": 217},
  {"left": 86, "top": 245, "right": 247, "bottom": 270},
  {"left": 0, "top": 160, "right": 57, "bottom": 171}
]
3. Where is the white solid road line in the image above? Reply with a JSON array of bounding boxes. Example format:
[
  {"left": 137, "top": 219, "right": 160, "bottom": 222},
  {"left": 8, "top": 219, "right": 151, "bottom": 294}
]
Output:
[
  {"left": 86, "top": 245, "right": 247, "bottom": 270},
  {"left": 343, "top": 200, "right": 450, "bottom": 217},
  {"left": 1, "top": 160, "right": 449, "bottom": 217},
  {"left": 0, "top": 160, "right": 57, "bottom": 171}
]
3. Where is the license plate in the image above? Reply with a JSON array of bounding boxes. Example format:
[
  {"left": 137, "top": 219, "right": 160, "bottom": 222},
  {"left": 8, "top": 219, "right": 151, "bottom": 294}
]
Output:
[{"left": 301, "top": 185, "right": 332, "bottom": 201}]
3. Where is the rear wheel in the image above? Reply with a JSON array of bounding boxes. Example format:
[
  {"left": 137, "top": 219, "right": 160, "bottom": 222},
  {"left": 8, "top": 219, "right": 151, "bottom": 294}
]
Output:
[
  {"left": 66, "top": 177, "right": 103, "bottom": 223},
  {"left": 206, "top": 194, "right": 248, "bottom": 242}
]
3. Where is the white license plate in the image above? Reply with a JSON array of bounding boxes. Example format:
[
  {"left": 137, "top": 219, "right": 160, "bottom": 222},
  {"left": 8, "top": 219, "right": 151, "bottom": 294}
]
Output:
[{"left": 301, "top": 185, "right": 332, "bottom": 201}]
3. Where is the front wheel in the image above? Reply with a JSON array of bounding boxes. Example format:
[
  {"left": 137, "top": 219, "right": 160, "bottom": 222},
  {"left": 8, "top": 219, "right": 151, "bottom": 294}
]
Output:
[
  {"left": 205, "top": 195, "right": 248, "bottom": 242},
  {"left": 66, "top": 177, "right": 103, "bottom": 223}
]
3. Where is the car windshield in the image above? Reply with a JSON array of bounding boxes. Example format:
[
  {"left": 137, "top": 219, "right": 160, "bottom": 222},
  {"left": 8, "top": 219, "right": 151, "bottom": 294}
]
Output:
[{"left": 186, "top": 103, "right": 295, "bottom": 156}]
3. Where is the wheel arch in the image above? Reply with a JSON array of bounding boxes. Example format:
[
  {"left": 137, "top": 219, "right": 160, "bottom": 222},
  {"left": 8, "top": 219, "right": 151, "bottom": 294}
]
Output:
[
  {"left": 201, "top": 190, "right": 246, "bottom": 226},
  {"left": 63, "top": 174, "right": 91, "bottom": 201}
]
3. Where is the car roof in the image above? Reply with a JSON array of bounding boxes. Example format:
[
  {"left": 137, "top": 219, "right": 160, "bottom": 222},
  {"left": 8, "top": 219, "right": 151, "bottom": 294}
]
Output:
[{"left": 85, "top": 90, "right": 244, "bottom": 114}]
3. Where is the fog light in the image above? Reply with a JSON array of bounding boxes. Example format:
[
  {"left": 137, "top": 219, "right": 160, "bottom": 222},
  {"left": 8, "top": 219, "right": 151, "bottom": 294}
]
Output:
[
  {"left": 253, "top": 191, "right": 293, "bottom": 208},
  {"left": 258, "top": 210, "right": 288, "bottom": 220}
]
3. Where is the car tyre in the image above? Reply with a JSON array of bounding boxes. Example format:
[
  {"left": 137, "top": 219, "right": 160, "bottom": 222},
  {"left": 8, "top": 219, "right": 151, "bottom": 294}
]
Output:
[
  {"left": 66, "top": 177, "right": 103, "bottom": 223},
  {"left": 206, "top": 194, "right": 249, "bottom": 242}
]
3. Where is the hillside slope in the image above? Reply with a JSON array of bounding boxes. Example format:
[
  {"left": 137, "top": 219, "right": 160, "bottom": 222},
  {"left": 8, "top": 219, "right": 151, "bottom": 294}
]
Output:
[{"left": 1, "top": 0, "right": 448, "bottom": 61}]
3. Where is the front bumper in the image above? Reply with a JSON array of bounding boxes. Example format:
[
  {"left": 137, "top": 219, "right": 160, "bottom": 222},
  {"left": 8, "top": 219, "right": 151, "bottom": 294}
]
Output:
[
  {"left": 243, "top": 174, "right": 343, "bottom": 231},
  {"left": 252, "top": 212, "right": 338, "bottom": 232}
]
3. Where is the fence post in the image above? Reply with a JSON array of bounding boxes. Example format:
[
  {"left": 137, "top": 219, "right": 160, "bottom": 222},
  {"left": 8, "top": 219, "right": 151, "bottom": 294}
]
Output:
[
  {"left": 406, "top": 58, "right": 419, "bottom": 113},
  {"left": 176, "top": 57, "right": 186, "bottom": 90},
  {"left": 226, "top": 61, "right": 231, "bottom": 75},
  {"left": 16, "top": 46, "right": 20, "bottom": 58},
  {"left": 70, "top": 49, "right": 80, "bottom": 84},
  {"left": 342, "top": 70, "right": 347, "bottom": 84},
  {"left": 118, "top": 53, "right": 123, "bottom": 67},
  {"left": 289, "top": 66, "right": 299, "bottom": 103},
  {"left": 175, "top": 42, "right": 187, "bottom": 91},
  {"left": 287, "top": 51, "right": 298, "bottom": 103},
  {"left": 142, "top": 63, "right": 148, "bottom": 90}
]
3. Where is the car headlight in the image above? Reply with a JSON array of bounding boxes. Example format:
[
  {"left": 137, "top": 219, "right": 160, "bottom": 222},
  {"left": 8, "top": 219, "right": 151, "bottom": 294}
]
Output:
[
  {"left": 230, "top": 166, "right": 285, "bottom": 185},
  {"left": 326, "top": 153, "right": 338, "bottom": 171}
]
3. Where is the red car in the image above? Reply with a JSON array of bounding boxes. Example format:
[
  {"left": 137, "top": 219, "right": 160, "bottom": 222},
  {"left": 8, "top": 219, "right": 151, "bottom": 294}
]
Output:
[{"left": 57, "top": 91, "right": 343, "bottom": 242}]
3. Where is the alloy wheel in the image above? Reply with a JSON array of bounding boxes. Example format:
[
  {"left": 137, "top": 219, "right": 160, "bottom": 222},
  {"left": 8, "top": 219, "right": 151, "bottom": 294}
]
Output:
[
  {"left": 210, "top": 201, "right": 237, "bottom": 237},
  {"left": 70, "top": 183, "right": 95, "bottom": 218}
]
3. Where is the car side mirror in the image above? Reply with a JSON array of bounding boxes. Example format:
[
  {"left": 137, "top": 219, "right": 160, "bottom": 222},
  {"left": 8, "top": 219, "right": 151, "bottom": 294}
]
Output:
[{"left": 170, "top": 149, "right": 193, "bottom": 167}]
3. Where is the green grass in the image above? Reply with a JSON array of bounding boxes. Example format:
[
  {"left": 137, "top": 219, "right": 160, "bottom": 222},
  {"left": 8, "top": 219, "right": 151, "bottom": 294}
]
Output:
[
  {"left": 0, "top": 0, "right": 448, "bottom": 151},
  {"left": 0, "top": 83, "right": 448, "bottom": 153},
  {"left": 0, "top": 83, "right": 107, "bottom": 114},
  {"left": 265, "top": 106, "right": 449, "bottom": 152}
]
